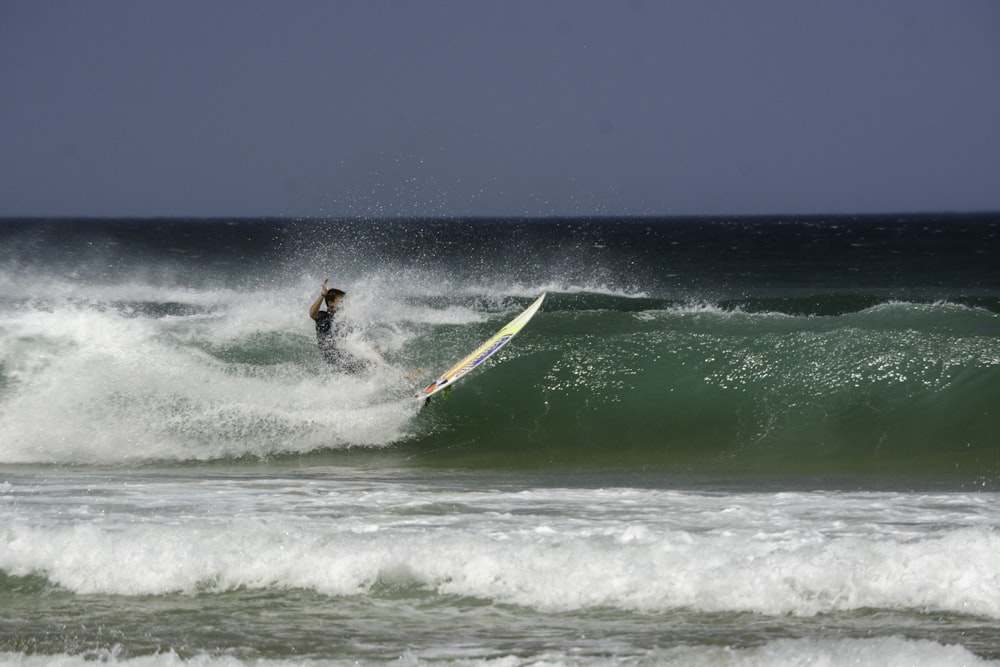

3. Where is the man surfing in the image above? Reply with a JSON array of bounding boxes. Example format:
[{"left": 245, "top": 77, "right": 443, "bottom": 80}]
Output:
[{"left": 309, "top": 278, "right": 367, "bottom": 373}]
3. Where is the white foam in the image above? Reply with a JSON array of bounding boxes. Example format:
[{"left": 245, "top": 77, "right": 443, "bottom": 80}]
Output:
[
  {"left": 0, "top": 289, "right": 420, "bottom": 464},
  {"left": 5, "top": 267, "right": 616, "bottom": 464},
  {"left": 3, "top": 484, "right": 998, "bottom": 619}
]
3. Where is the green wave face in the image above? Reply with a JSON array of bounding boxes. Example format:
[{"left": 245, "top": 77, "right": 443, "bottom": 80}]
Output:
[{"left": 406, "top": 299, "right": 1000, "bottom": 475}]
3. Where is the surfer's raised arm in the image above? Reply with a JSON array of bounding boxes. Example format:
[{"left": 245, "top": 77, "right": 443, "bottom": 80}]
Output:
[{"left": 309, "top": 278, "right": 330, "bottom": 320}]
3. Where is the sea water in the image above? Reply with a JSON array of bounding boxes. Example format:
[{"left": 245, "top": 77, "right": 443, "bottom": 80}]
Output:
[{"left": 1, "top": 216, "right": 999, "bottom": 665}]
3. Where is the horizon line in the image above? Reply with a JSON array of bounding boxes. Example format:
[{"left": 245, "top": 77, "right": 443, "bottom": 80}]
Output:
[{"left": 2, "top": 210, "right": 998, "bottom": 223}]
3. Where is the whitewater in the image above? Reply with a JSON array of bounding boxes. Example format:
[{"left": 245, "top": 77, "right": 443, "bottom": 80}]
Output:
[{"left": 1, "top": 215, "right": 999, "bottom": 664}]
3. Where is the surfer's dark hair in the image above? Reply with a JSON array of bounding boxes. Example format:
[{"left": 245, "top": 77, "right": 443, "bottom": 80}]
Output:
[{"left": 325, "top": 288, "right": 346, "bottom": 300}]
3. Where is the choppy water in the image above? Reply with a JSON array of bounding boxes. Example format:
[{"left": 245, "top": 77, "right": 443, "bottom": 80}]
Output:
[{"left": 1, "top": 216, "right": 999, "bottom": 664}]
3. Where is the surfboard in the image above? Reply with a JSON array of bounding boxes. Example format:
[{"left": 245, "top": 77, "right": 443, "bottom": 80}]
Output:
[{"left": 418, "top": 293, "right": 546, "bottom": 401}]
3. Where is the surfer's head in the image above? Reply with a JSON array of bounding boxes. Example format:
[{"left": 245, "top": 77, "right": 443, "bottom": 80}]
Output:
[{"left": 324, "top": 289, "right": 346, "bottom": 307}]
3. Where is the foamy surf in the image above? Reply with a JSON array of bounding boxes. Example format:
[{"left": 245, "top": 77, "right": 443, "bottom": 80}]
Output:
[{"left": 3, "top": 474, "right": 999, "bottom": 618}]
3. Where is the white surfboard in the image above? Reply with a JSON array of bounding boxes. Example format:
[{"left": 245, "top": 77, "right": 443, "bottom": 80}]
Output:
[{"left": 418, "top": 294, "right": 546, "bottom": 400}]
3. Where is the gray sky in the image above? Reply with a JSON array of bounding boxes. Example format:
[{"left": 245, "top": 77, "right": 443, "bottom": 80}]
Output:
[{"left": 2, "top": 0, "right": 999, "bottom": 218}]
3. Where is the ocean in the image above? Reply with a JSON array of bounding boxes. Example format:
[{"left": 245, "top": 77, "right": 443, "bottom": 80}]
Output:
[{"left": 1, "top": 215, "right": 999, "bottom": 665}]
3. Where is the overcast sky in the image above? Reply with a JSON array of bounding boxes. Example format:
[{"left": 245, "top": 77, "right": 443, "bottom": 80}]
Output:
[{"left": 2, "top": 0, "right": 998, "bottom": 218}]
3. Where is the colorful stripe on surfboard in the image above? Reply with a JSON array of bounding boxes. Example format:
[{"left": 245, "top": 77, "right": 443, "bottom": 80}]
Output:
[{"left": 419, "top": 293, "right": 546, "bottom": 399}]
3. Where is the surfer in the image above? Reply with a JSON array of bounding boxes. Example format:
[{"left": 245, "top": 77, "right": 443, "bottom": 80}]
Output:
[{"left": 309, "top": 278, "right": 367, "bottom": 373}]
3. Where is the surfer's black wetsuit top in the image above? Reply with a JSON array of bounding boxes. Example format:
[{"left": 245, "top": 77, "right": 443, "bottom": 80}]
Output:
[{"left": 314, "top": 310, "right": 366, "bottom": 373}]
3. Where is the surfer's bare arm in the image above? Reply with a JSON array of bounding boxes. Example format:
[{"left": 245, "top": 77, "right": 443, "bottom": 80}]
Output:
[
  {"left": 309, "top": 294, "right": 324, "bottom": 320},
  {"left": 309, "top": 278, "right": 330, "bottom": 320}
]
